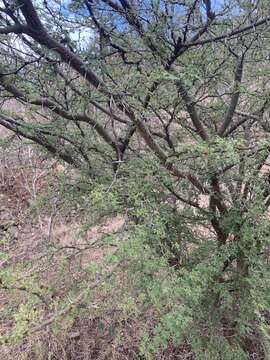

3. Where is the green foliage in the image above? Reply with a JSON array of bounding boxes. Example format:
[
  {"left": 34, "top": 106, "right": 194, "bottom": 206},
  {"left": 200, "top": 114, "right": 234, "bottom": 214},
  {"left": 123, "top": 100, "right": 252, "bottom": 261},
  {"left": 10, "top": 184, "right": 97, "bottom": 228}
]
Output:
[
  {"left": 80, "top": 152, "right": 270, "bottom": 358},
  {"left": 1, "top": 0, "right": 270, "bottom": 358}
]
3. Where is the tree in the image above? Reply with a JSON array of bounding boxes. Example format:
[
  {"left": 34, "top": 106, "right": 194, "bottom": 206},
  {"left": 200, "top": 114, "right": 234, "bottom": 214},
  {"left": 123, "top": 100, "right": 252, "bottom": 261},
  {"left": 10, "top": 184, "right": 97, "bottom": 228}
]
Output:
[{"left": 1, "top": 0, "right": 270, "bottom": 358}]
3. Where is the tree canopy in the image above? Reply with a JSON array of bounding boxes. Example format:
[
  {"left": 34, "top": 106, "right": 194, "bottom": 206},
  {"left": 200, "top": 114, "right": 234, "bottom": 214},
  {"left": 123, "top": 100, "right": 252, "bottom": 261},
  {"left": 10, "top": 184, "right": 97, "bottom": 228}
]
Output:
[{"left": 1, "top": 0, "right": 270, "bottom": 358}]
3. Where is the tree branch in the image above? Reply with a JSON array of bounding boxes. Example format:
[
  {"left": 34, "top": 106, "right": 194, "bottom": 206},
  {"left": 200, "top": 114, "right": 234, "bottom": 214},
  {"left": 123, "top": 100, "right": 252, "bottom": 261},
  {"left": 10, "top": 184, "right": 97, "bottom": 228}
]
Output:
[
  {"left": 0, "top": 77, "right": 119, "bottom": 150},
  {"left": 184, "top": 16, "right": 270, "bottom": 48},
  {"left": 176, "top": 79, "right": 208, "bottom": 140},
  {"left": 0, "top": 23, "right": 28, "bottom": 34},
  {"left": 218, "top": 55, "right": 244, "bottom": 136}
]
